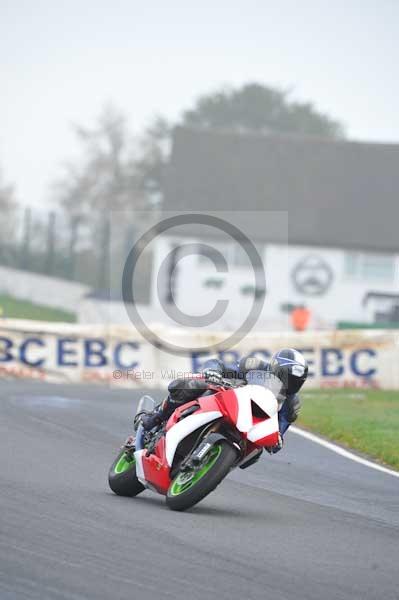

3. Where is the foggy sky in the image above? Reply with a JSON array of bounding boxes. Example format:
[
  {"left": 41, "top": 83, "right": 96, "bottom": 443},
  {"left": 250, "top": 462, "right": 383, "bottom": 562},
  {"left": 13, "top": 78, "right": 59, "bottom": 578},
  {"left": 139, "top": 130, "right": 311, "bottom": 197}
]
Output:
[{"left": 1, "top": 0, "right": 398, "bottom": 208}]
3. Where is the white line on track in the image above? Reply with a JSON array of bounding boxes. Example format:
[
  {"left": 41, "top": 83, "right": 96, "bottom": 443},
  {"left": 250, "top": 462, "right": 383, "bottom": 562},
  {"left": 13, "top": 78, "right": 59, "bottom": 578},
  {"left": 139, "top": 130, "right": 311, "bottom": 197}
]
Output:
[{"left": 290, "top": 425, "right": 399, "bottom": 479}]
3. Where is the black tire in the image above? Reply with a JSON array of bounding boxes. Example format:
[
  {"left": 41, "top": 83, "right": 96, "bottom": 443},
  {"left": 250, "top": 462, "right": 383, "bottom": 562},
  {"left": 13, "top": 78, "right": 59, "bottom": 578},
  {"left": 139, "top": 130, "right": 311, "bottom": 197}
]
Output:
[
  {"left": 165, "top": 441, "right": 237, "bottom": 511},
  {"left": 108, "top": 449, "right": 145, "bottom": 497}
]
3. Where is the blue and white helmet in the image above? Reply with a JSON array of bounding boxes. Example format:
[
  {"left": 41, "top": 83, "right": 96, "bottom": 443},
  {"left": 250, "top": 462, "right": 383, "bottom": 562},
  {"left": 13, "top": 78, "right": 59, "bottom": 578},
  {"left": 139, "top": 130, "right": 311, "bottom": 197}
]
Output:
[{"left": 269, "top": 348, "right": 308, "bottom": 395}]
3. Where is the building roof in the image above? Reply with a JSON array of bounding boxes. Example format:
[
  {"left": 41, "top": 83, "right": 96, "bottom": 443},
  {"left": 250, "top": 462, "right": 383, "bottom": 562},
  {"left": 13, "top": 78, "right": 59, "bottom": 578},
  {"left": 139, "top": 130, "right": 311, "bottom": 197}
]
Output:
[{"left": 163, "top": 126, "right": 399, "bottom": 252}]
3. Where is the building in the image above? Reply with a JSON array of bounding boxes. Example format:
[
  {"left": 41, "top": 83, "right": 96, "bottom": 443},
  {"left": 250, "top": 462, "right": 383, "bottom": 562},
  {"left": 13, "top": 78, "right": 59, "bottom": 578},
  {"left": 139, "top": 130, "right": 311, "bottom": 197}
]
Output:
[{"left": 153, "top": 126, "right": 399, "bottom": 329}]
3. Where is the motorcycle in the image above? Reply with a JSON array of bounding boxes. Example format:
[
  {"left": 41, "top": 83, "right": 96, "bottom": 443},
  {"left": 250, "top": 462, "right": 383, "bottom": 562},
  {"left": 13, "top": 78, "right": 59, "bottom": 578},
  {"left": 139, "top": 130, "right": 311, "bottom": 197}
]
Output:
[{"left": 108, "top": 372, "right": 281, "bottom": 511}]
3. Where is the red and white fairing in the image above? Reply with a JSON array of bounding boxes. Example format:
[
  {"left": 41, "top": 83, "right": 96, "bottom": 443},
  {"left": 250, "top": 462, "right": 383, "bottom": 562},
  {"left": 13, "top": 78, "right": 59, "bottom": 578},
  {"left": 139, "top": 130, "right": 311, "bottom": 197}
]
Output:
[
  {"left": 134, "top": 384, "right": 280, "bottom": 492},
  {"left": 224, "top": 385, "right": 280, "bottom": 446}
]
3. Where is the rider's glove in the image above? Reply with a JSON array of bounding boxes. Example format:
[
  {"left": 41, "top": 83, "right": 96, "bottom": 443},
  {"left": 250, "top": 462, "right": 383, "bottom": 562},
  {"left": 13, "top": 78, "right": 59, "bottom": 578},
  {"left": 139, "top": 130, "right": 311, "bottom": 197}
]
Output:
[
  {"left": 202, "top": 368, "right": 223, "bottom": 386},
  {"left": 133, "top": 412, "right": 145, "bottom": 431},
  {"left": 264, "top": 433, "right": 283, "bottom": 454},
  {"left": 140, "top": 411, "right": 162, "bottom": 431}
]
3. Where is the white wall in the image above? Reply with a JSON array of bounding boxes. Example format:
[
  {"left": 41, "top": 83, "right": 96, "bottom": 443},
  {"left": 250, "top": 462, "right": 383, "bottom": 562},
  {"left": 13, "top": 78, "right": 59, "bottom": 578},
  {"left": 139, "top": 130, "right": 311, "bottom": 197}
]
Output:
[{"left": 0, "top": 266, "right": 90, "bottom": 313}]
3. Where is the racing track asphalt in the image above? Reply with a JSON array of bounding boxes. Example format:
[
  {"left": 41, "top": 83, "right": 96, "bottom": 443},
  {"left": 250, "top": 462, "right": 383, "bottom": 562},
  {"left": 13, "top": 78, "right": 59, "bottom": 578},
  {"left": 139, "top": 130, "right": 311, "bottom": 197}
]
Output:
[{"left": 0, "top": 379, "right": 398, "bottom": 600}]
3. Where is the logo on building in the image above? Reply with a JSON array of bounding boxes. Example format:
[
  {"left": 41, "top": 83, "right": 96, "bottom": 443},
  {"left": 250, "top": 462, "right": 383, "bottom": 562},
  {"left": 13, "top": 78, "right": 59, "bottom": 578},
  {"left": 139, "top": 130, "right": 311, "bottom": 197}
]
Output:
[{"left": 292, "top": 255, "right": 333, "bottom": 296}]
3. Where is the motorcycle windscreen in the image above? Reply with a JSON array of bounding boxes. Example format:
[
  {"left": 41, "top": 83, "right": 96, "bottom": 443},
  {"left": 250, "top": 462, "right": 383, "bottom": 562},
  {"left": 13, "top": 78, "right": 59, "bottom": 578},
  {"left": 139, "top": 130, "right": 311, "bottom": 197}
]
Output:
[
  {"left": 245, "top": 370, "right": 284, "bottom": 409},
  {"left": 136, "top": 395, "right": 156, "bottom": 415}
]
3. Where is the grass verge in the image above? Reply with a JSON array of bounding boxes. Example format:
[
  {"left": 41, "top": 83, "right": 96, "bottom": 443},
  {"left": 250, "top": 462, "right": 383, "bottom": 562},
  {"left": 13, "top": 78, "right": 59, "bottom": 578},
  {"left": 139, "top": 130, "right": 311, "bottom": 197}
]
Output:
[
  {"left": 0, "top": 294, "right": 76, "bottom": 323},
  {"left": 299, "top": 389, "right": 399, "bottom": 470}
]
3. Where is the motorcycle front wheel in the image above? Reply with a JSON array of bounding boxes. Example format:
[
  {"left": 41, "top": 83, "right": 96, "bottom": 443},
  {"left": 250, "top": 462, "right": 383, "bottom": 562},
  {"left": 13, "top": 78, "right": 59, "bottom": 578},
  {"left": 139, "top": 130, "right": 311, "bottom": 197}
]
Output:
[
  {"left": 108, "top": 449, "right": 145, "bottom": 497},
  {"left": 165, "top": 441, "right": 237, "bottom": 511}
]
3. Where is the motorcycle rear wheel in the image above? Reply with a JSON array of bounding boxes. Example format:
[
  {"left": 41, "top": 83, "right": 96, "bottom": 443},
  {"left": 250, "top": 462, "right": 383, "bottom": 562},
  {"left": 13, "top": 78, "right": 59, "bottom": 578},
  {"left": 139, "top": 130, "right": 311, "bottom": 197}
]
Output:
[
  {"left": 166, "top": 441, "right": 237, "bottom": 511},
  {"left": 108, "top": 449, "right": 145, "bottom": 497}
]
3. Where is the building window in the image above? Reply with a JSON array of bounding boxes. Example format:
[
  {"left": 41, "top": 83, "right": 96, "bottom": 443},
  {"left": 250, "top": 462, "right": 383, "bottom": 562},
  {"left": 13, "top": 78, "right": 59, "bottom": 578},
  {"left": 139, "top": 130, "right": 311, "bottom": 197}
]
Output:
[{"left": 344, "top": 252, "right": 396, "bottom": 281}]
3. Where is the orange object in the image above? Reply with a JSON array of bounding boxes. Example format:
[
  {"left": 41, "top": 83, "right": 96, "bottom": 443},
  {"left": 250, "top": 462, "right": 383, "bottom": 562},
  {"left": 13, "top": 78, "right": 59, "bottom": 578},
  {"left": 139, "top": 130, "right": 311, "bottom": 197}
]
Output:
[{"left": 291, "top": 306, "right": 311, "bottom": 331}]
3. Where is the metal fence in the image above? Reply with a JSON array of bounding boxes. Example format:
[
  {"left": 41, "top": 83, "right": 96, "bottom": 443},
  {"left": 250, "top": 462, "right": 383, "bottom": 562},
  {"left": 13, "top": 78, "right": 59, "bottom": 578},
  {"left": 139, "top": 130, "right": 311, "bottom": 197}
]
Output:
[{"left": 0, "top": 207, "right": 152, "bottom": 303}]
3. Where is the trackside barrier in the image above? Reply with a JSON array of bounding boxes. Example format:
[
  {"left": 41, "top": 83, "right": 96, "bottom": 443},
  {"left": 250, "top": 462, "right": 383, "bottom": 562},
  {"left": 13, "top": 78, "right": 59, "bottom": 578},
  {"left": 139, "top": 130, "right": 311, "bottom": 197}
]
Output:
[{"left": 0, "top": 319, "right": 398, "bottom": 389}]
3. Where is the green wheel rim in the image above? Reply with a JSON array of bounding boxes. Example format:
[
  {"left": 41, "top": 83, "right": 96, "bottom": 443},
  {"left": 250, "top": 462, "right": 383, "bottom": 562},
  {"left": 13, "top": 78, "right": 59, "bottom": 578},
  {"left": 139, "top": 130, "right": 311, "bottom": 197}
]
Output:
[
  {"left": 114, "top": 452, "right": 136, "bottom": 474},
  {"left": 169, "top": 444, "right": 222, "bottom": 496}
]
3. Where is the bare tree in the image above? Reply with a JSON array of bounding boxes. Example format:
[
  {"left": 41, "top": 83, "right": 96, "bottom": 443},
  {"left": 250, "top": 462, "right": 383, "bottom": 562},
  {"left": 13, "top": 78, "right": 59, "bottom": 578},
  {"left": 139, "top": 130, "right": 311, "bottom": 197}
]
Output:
[
  {"left": 53, "top": 105, "right": 162, "bottom": 289},
  {"left": 54, "top": 105, "right": 147, "bottom": 233},
  {"left": 0, "top": 167, "right": 17, "bottom": 235},
  {"left": 135, "top": 115, "right": 172, "bottom": 206}
]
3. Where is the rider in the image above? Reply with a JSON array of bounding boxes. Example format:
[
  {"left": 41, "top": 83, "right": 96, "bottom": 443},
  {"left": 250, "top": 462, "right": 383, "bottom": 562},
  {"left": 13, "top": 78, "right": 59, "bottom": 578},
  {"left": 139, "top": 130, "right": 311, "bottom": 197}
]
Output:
[{"left": 139, "top": 348, "right": 308, "bottom": 455}]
